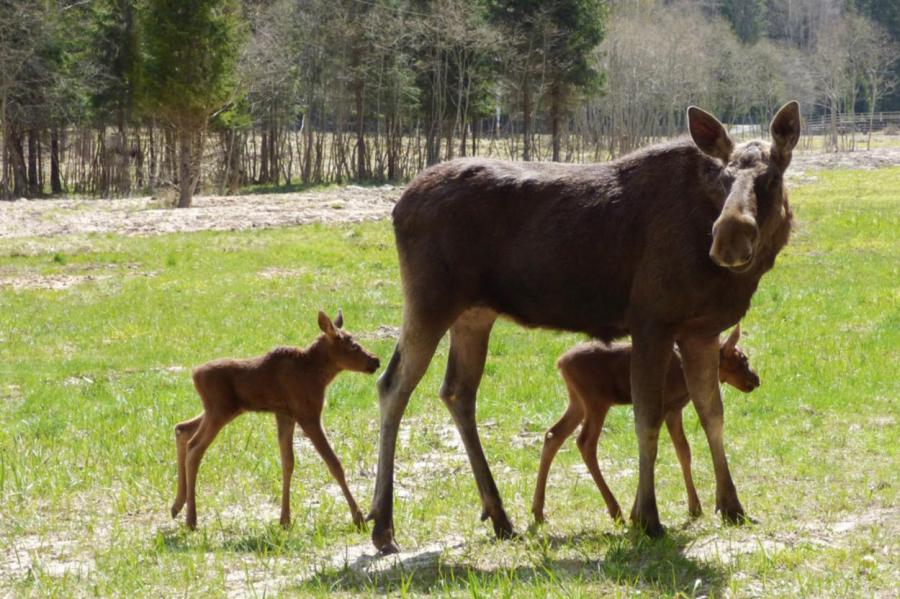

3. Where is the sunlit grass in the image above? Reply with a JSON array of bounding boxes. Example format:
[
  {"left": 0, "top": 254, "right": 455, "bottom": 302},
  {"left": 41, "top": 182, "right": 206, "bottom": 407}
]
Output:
[{"left": 1, "top": 167, "right": 897, "bottom": 596}]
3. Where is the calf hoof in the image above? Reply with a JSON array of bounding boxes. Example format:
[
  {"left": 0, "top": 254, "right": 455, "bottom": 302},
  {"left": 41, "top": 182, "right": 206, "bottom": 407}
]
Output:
[
  {"left": 280, "top": 516, "right": 291, "bottom": 529},
  {"left": 171, "top": 502, "right": 184, "bottom": 519},
  {"left": 352, "top": 511, "right": 367, "bottom": 531},
  {"left": 185, "top": 514, "right": 197, "bottom": 531},
  {"left": 689, "top": 503, "right": 703, "bottom": 519},
  {"left": 608, "top": 503, "right": 624, "bottom": 523},
  {"left": 532, "top": 510, "right": 546, "bottom": 525}
]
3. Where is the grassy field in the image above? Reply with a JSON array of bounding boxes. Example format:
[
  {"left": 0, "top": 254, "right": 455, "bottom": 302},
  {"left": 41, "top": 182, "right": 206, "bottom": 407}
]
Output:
[{"left": 1, "top": 167, "right": 898, "bottom": 597}]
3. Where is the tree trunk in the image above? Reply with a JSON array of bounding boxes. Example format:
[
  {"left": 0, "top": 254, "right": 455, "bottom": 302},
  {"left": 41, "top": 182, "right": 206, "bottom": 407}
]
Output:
[
  {"left": 50, "top": 127, "right": 62, "bottom": 193},
  {"left": 177, "top": 128, "right": 193, "bottom": 208},
  {"left": 259, "top": 128, "right": 269, "bottom": 184},
  {"left": 10, "top": 129, "right": 27, "bottom": 198},
  {"left": 27, "top": 129, "right": 38, "bottom": 196},
  {"left": 522, "top": 78, "right": 532, "bottom": 161},
  {"left": 550, "top": 82, "right": 562, "bottom": 162},
  {"left": 355, "top": 74, "right": 366, "bottom": 181}
]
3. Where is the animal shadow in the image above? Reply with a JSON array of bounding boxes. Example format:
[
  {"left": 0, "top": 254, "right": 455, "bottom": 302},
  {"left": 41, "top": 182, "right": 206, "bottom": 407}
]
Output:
[{"left": 291, "top": 528, "right": 727, "bottom": 595}]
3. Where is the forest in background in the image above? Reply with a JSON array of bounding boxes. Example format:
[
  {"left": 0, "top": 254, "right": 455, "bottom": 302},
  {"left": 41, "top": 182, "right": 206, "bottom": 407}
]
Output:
[{"left": 1, "top": 0, "right": 898, "bottom": 205}]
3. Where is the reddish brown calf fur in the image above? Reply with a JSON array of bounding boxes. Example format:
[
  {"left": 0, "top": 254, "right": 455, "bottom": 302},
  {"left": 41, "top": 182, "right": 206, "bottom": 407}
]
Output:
[
  {"left": 532, "top": 325, "right": 760, "bottom": 524},
  {"left": 170, "top": 311, "right": 380, "bottom": 530}
]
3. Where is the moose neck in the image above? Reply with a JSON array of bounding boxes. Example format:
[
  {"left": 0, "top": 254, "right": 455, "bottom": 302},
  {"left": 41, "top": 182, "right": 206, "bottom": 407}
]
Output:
[{"left": 305, "top": 336, "right": 342, "bottom": 387}]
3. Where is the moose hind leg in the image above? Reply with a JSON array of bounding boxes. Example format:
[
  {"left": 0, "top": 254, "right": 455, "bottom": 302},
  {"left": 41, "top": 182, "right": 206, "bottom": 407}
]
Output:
[
  {"left": 576, "top": 404, "right": 623, "bottom": 522},
  {"left": 275, "top": 413, "right": 296, "bottom": 528},
  {"left": 172, "top": 414, "right": 203, "bottom": 518},
  {"left": 532, "top": 386, "right": 584, "bottom": 524},
  {"left": 370, "top": 310, "right": 450, "bottom": 553},
  {"left": 439, "top": 310, "right": 514, "bottom": 539},
  {"left": 665, "top": 410, "right": 702, "bottom": 517}
]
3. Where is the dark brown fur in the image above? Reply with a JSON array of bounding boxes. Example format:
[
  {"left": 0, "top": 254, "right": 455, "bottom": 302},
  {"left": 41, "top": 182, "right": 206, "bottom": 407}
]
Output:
[
  {"left": 532, "top": 326, "right": 759, "bottom": 524},
  {"left": 369, "top": 103, "right": 799, "bottom": 551},
  {"left": 171, "top": 311, "right": 380, "bottom": 530}
]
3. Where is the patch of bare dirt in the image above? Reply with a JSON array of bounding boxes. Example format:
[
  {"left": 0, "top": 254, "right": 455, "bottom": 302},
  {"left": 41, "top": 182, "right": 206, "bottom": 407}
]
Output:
[
  {"left": 0, "top": 273, "right": 112, "bottom": 291},
  {"left": 685, "top": 505, "right": 900, "bottom": 565},
  {"left": 0, "top": 534, "right": 96, "bottom": 581},
  {"left": 0, "top": 263, "right": 157, "bottom": 291},
  {"left": 1, "top": 147, "right": 897, "bottom": 240},
  {"left": 786, "top": 146, "right": 900, "bottom": 185},
  {"left": 0, "top": 184, "right": 401, "bottom": 240}
]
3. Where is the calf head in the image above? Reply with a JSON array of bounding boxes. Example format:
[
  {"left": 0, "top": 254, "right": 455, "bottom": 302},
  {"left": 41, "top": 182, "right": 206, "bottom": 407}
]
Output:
[
  {"left": 318, "top": 310, "right": 381, "bottom": 374},
  {"left": 718, "top": 325, "right": 760, "bottom": 393},
  {"left": 688, "top": 101, "right": 800, "bottom": 272}
]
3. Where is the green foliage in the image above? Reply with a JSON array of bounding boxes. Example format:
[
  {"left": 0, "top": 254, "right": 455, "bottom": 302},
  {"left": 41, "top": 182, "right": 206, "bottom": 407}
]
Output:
[
  {"left": 141, "top": 0, "right": 242, "bottom": 127},
  {"left": 721, "top": 0, "right": 767, "bottom": 43},
  {"left": 90, "top": 0, "right": 143, "bottom": 129}
]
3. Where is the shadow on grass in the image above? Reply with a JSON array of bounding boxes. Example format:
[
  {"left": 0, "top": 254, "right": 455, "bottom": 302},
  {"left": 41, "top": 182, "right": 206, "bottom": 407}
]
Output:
[{"left": 289, "top": 529, "right": 727, "bottom": 596}]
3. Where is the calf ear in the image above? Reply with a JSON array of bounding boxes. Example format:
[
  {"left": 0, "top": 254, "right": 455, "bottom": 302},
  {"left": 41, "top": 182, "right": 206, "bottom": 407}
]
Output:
[
  {"left": 334, "top": 309, "right": 344, "bottom": 329},
  {"left": 688, "top": 106, "right": 734, "bottom": 162},
  {"left": 318, "top": 310, "right": 336, "bottom": 337},
  {"left": 770, "top": 101, "right": 801, "bottom": 169},
  {"left": 722, "top": 324, "right": 741, "bottom": 354}
]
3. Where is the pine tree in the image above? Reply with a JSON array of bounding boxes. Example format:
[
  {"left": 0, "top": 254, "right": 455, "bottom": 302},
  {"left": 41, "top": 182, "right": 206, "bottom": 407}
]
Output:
[
  {"left": 142, "top": 0, "right": 241, "bottom": 207},
  {"left": 721, "top": 0, "right": 767, "bottom": 43}
]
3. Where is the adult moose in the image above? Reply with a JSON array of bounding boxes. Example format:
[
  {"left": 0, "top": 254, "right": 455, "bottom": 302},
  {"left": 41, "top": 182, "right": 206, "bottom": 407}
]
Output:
[{"left": 369, "top": 102, "right": 800, "bottom": 552}]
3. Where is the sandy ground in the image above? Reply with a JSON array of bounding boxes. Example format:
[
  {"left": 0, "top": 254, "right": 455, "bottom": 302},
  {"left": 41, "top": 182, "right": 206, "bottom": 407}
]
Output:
[
  {"left": 0, "top": 184, "right": 401, "bottom": 240},
  {"left": 1, "top": 147, "right": 898, "bottom": 241}
]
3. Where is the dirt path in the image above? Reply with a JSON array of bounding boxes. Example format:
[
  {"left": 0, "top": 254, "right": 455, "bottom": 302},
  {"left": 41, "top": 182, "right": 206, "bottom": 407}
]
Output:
[{"left": 1, "top": 147, "right": 897, "bottom": 240}]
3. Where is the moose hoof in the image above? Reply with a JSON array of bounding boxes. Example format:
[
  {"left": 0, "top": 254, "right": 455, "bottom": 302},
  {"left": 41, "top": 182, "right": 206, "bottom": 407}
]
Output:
[
  {"left": 532, "top": 510, "right": 546, "bottom": 525},
  {"left": 716, "top": 499, "right": 746, "bottom": 524},
  {"left": 492, "top": 515, "right": 516, "bottom": 540},
  {"left": 170, "top": 503, "right": 183, "bottom": 519},
  {"left": 371, "top": 521, "right": 396, "bottom": 553},
  {"left": 631, "top": 512, "right": 665, "bottom": 538},
  {"left": 280, "top": 517, "right": 291, "bottom": 530}
]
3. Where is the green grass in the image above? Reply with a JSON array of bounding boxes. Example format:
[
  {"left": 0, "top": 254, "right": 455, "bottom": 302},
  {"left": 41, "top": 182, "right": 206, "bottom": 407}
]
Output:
[{"left": 1, "top": 168, "right": 898, "bottom": 597}]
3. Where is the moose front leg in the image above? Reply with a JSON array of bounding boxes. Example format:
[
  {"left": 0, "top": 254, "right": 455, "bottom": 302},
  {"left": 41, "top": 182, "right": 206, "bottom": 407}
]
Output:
[
  {"left": 678, "top": 334, "right": 746, "bottom": 523},
  {"left": 629, "top": 325, "right": 675, "bottom": 538}
]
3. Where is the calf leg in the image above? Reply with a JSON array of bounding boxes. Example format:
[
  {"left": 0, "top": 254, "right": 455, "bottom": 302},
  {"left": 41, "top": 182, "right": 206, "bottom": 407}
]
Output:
[
  {"left": 629, "top": 325, "right": 675, "bottom": 537},
  {"left": 576, "top": 403, "right": 622, "bottom": 521},
  {"left": 665, "top": 410, "right": 702, "bottom": 518},
  {"left": 184, "top": 413, "right": 231, "bottom": 529},
  {"left": 276, "top": 413, "right": 296, "bottom": 528},
  {"left": 299, "top": 418, "right": 365, "bottom": 530},
  {"left": 439, "top": 309, "right": 514, "bottom": 539},
  {"left": 171, "top": 414, "right": 203, "bottom": 518},
  {"left": 532, "top": 395, "right": 584, "bottom": 523},
  {"left": 369, "top": 310, "right": 450, "bottom": 553},
  {"left": 678, "top": 334, "right": 745, "bottom": 523}
]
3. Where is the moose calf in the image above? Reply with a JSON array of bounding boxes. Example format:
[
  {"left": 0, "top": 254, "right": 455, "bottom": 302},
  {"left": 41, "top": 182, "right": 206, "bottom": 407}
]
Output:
[
  {"left": 170, "top": 310, "right": 380, "bottom": 530},
  {"left": 532, "top": 325, "right": 759, "bottom": 524}
]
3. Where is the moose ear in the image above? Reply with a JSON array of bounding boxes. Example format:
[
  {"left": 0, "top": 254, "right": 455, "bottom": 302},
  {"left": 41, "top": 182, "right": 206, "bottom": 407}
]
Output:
[
  {"left": 722, "top": 323, "right": 741, "bottom": 354},
  {"left": 333, "top": 309, "right": 344, "bottom": 329},
  {"left": 687, "top": 106, "right": 734, "bottom": 162},
  {"left": 770, "top": 101, "right": 800, "bottom": 169},
  {"left": 318, "top": 310, "right": 336, "bottom": 337}
]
